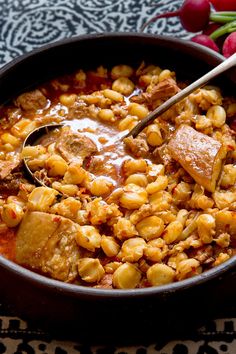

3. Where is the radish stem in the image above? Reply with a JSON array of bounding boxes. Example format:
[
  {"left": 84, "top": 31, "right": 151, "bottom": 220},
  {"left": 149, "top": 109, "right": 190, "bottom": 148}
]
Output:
[
  {"left": 210, "top": 20, "right": 236, "bottom": 40},
  {"left": 211, "top": 11, "right": 236, "bottom": 16},
  {"left": 140, "top": 11, "right": 180, "bottom": 32},
  {"left": 210, "top": 14, "right": 236, "bottom": 23},
  {"left": 140, "top": 0, "right": 236, "bottom": 33}
]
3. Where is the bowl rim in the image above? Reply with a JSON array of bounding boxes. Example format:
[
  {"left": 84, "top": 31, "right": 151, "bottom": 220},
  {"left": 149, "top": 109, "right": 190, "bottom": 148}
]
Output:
[
  {"left": 0, "top": 32, "right": 225, "bottom": 74},
  {"left": 0, "top": 32, "right": 234, "bottom": 299},
  {"left": 1, "top": 247, "right": 235, "bottom": 299}
]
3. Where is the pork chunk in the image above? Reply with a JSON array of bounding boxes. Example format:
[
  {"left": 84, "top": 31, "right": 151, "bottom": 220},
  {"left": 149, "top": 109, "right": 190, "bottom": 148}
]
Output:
[
  {"left": 56, "top": 128, "right": 98, "bottom": 163},
  {"left": 16, "top": 211, "right": 81, "bottom": 282},
  {"left": 15, "top": 89, "right": 47, "bottom": 111},
  {"left": 0, "top": 173, "right": 23, "bottom": 193},
  {"left": 153, "top": 143, "right": 173, "bottom": 166},
  {"left": 168, "top": 124, "right": 226, "bottom": 192},
  {"left": 124, "top": 133, "right": 149, "bottom": 158},
  {"left": 131, "top": 78, "right": 180, "bottom": 106},
  {"left": 0, "top": 160, "right": 20, "bottom": 179}
]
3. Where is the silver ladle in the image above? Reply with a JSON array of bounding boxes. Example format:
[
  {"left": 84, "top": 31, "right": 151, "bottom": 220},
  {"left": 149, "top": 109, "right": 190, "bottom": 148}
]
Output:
[{"left": 23, "top": 53, "right": 236, "bottom": 186}]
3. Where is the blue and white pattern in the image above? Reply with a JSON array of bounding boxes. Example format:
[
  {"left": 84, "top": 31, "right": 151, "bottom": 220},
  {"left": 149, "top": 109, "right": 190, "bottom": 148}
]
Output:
[
  {"left": 0, "top": 0, "right": 235, "bottom": 353},
  {"left": 0, "top": 0, "right": 190, "bottom": 67}
]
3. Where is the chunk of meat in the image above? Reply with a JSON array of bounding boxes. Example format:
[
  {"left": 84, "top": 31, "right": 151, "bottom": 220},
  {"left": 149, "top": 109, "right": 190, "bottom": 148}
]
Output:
[
  {"left": 15, "top": 89, "right": 47, "bottom": 111},
  {"left": 56, "top": 128, "right": 98, "bottom": 163},
  {"left": 0, "top": 173, "right": 23, "bottom": 194},
  {"left": 16, "top": 211, "right": 81, "bottom": 282},
  {"left": 153, "top": 143, "right": 173, "bottom": 166},
  {"left": 188, "top": 245, "right": 214, "bottom": 264},
  {"left": 124, "top": 133, "right": 149, "bottom": 158},
  {"left": 0, "top": 108, "right": 21, "bottom": 130},
  {"left": 0, "top": 160, "right": 20, "bottom": 179},
  {"left": 168, "top": 125, "right": 226, "bottom": 192},
  {"left": 131, "top": 78, "right": 180, "bottom": 105}
]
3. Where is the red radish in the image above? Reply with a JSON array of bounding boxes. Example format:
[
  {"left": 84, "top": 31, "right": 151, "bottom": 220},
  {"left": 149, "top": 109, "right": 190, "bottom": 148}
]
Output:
[
  {"left": 191, "top": 34, "right": 220, "bottom": 52},
  {"left": 141, "top": 0, "right": 211, "bottom": 32},
  {"left": 203, "top": 23, "right": 228, "bottom": 49},
  {"left": 210, "top": 0, "right": 236, "bottom": 11},
  {"left": 222, "top": 31, "right": 236, "bottom": 57}
]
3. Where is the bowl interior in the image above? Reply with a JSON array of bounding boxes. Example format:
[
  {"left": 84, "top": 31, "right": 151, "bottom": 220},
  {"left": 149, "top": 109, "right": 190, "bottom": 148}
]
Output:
[{"left": 0, "top": 33, "right": 236, "bottom": 299}]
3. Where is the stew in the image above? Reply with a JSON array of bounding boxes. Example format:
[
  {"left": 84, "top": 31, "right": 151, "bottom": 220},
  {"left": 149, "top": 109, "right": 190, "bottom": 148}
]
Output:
[{"left": 0, "top": 62, "right": 235, "bottom": 289}]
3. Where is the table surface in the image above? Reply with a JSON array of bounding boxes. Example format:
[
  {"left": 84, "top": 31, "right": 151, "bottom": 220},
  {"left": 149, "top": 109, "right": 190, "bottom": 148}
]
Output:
[{"left": 0, "top": 1, "right": 236, "bottom": 353}]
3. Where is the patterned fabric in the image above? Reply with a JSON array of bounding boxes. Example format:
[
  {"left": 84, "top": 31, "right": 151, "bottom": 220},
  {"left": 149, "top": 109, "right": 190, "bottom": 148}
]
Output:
[
  {"left": 1, "top": 313, "right": 236, "bottom": 353},
  {"left": 0, "top": 0, "right": 191, "bottom": 67},
  {"left": 0, "top": 0, "right": 236, "bottom": 353}
]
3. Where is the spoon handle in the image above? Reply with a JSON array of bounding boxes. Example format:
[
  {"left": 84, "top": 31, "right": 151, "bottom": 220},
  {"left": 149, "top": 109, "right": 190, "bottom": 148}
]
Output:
[{"left": 126, "top": 52, "right": 236, "bottom": 138}]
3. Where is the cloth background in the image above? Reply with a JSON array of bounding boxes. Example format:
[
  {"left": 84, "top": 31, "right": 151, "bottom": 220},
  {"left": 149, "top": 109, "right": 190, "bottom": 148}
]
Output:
[{"left": 0, "top": 1, "right": 236, "bottom": 353}]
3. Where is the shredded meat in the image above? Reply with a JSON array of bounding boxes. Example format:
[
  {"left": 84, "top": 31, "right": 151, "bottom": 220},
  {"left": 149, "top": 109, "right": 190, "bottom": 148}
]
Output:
[
  {"left": 124, "top": 133, "right": 149, "bottom": 158},
  {"left": 85, "top": 156, "right": 117, "bottom": 178},
  {"left": 15, "top": 89, "right": 47, "bottom": 111},
  {"left": 153, "top": 143, "right": 173, "bottom": 166},
  {"left": 131, "top": 78, "right": 180, "bottom": 106},
  {"left": 129, "top": 204, "right": 154, "bottom": 225},
  {"left": 34, "top": 169, "right": 53, "bottom": 186},
  {"left": 0, "top": 160, "right": 20, "bottom": 179},
  {"left": 94, "top": 274, "right": 113, "bottom": 289},
  {"left": 56, "top": 128, "right": 98, "bottom": 163},
  {"left": 188, "top": 245, "right": 214, "bottom": 264}
]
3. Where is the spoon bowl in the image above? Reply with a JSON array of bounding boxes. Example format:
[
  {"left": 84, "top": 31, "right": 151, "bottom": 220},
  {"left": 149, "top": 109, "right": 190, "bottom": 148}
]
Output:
[{"left": 23, "top": 124, "right": 63, "bottom": 187}]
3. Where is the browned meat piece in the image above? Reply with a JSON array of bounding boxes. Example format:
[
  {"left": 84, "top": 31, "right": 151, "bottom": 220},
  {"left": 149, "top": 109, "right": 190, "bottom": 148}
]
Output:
[
  {"left": 153, "top": 143, "right": 173, "bottom": 166},
  {"left": 131, "top": 78, "right": 180, "bottom": 105},
  {"left": 168, "top": 124, "right": 226, "bottom": 192},
  {"left": 16, "top": 211, "right": 81, "bottom": 282},
  {"left": 85, "top": 156, "right": 104, "bottom": 173},
  {"left": 0, "top": 173, "right": 23, "bottom": 194},
  {"left": 189, "top": 245, "right": 213, "bottom": 264},
  {"left": 0, "top": 108, "right": 21, "bottom": 130},
  {"left": 15, "top": 89, "right": 47, "bottom": 111},
  {"left": 0, "top": 160, "right": 20, "bottom": 179},
  {"left": 123, "top": 133, "right": 149, "bottom": 158},
  {"left": 56, "top": 128, "right": 98, "bottom": 163}
]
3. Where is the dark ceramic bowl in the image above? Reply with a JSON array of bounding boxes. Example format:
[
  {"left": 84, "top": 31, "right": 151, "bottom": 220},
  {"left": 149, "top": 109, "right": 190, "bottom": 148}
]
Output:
[{"left": 0, "top": 33, "right": 236, "bottom": 345}]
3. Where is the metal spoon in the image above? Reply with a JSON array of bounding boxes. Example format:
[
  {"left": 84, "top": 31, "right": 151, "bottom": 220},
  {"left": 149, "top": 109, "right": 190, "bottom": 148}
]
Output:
[{"left": 126, "top": 52, "right": 236, "bottom": 138}]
